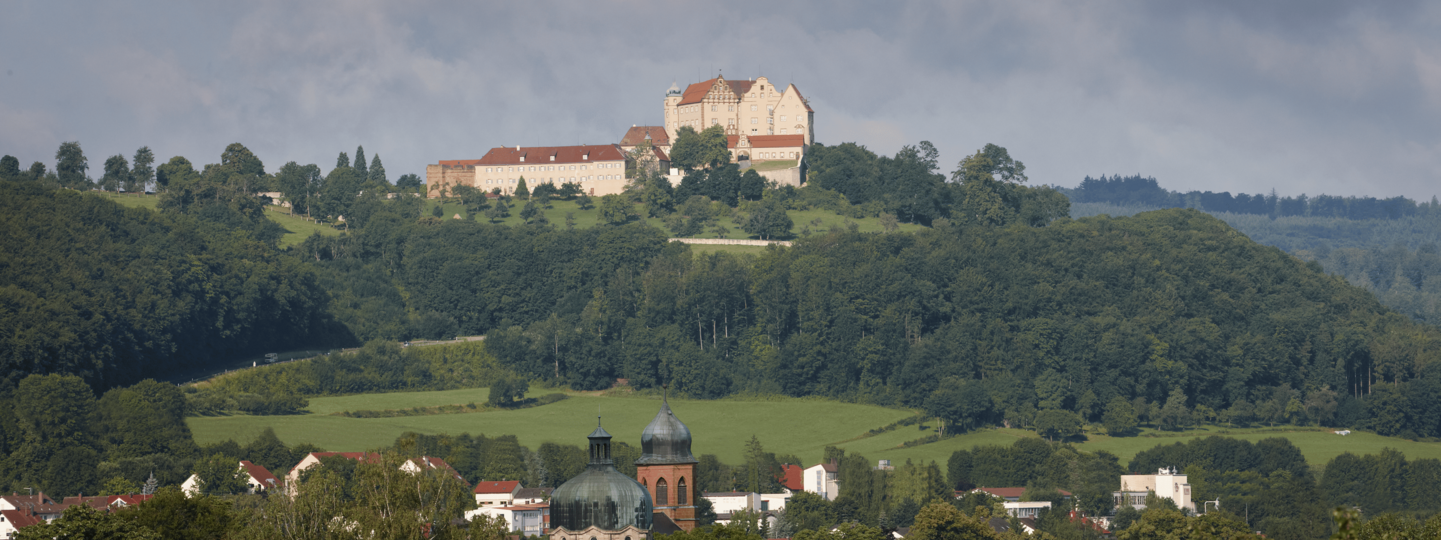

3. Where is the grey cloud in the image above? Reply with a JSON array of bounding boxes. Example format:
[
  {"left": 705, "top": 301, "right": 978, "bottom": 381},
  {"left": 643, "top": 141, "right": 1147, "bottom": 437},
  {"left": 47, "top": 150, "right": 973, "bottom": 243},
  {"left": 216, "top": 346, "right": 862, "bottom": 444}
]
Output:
[{"left": 0, "top": 0, "right": 1437, "bottom": 199}]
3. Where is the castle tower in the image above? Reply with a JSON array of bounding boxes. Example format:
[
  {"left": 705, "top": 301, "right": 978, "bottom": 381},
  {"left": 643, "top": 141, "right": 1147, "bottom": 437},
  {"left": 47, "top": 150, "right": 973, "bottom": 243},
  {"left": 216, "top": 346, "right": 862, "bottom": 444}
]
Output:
[
  {"left": 663, "top": 82, "right": 683, "bottom": 141},
  {"left": 635, "top": 397, "right": 699, "bottom": 531}
]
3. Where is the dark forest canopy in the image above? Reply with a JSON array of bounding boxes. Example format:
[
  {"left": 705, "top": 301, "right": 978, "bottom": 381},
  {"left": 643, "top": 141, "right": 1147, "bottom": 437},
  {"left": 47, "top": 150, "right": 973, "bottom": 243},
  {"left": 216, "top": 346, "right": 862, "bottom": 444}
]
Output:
[{"left": 0, "top": 181, "right": 348, "bottom": 391}]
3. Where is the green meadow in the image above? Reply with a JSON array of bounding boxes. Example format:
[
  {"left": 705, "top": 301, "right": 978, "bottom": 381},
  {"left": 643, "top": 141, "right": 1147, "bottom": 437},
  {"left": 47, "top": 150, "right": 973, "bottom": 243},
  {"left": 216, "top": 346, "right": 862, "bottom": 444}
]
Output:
[
  {"left": 421, "top": 197, "right": 923, "bottom": 239},
  {"left": 91, "top": 189, "right": 921, "bottom": 244},
  {"left": 187, "top": 387, "right": 1441, "bottom": 468}
]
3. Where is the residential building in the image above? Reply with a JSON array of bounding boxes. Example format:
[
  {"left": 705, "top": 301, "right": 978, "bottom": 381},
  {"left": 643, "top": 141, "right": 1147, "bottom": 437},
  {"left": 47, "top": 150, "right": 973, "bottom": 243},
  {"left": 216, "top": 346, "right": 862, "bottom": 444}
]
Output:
[
  {"left": 0, "top": 508, "right": 42, "bottom": 539},
  {"left": 401, "top": 456, "right": 467, "bottom": 486},
  {"left": 1113, "top": 467, "right": 1193, "bottom": 512},
  {"left": 703, "top": 492, "right": 758, "bottom": 517},
  {"left": 286, "top": 452, "right": 382, "bottom": 493},
  {"left": 803, "top": 462, "right": 840, "bottom": 501},
  {"left": 182, "top": 460, "right": 282, "bottom": 496},
  {"left": 1, "top": 493, "right": 154, "bottom": 538},
  {"left": 467, "top": 503, "right": 550, "bottom": 537},
  {"left": 473, "top": 481, "right": 523, "bottom": 507},
  {"left": 662, "top": 75, "right": 814, "bottom": 144}
]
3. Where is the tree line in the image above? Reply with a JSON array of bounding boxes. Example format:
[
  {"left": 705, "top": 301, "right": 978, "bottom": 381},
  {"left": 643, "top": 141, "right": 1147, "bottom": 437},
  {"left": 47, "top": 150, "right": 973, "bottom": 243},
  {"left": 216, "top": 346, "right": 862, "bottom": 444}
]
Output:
[{"left": 1066, "top": 174, "right": 1437, "bottom": 221}]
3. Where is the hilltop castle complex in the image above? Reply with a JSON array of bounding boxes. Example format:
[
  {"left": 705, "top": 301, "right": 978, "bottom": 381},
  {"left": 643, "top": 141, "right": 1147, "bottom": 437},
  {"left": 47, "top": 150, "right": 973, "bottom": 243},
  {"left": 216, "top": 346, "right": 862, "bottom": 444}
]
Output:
[{"left": 426, "top": 75, "right": 813, "bottom": 198}]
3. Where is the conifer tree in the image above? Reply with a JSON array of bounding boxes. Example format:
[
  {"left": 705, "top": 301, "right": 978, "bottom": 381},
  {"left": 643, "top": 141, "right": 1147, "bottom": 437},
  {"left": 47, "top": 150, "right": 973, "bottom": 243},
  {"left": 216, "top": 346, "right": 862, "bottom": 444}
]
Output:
[
  {"left": 336, "top": 152, "right": 350, "bottom": 169},
  {"left": 369, "top": 154, "right": 386, "bottom": 185},
  {"left": 515, "top": 177, "right": 530, "bottom": 199},
  {"left": 354, "top": 146, "right": 367, "bottom": 178}
]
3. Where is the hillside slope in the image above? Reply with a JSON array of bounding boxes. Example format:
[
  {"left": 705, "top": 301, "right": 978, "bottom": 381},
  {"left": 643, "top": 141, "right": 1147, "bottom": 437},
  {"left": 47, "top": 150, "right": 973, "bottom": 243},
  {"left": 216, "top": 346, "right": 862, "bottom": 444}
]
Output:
[{"left": 0, "top": 181, "right": 346, "bottom": 390}]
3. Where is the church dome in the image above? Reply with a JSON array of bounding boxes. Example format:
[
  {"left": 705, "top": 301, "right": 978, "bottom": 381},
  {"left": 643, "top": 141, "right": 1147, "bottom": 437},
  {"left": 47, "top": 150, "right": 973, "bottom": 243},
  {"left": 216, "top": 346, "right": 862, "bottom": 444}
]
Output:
[
  {"left": 666, "top": 81, "right": 682, "bottom": 96},
  {"left": 636, "top": 399, "right": 698, "bottom": 465},
  {"left": 550, "top": 422, "right": 653, "bottom": 533}
]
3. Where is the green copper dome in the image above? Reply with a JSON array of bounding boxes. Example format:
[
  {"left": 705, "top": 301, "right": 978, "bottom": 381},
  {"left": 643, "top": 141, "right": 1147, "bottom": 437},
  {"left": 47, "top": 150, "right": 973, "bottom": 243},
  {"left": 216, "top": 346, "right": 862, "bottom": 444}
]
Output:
[{"left": 550, "top": 420, "right": 653, "bottom": 532}]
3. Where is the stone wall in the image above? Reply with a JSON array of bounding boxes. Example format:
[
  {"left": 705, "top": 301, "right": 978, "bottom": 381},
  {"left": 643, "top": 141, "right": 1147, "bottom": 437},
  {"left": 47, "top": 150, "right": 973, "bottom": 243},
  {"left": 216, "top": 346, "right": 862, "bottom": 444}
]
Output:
[
  {"left": 757, "top": 166, "right": 802, "bottom": 188},
  {"left": 668, "top": 238, "right": 792, "bottom": 247},
  {"left": 425, "top": 164, "right": 475, "bottom": 198}
]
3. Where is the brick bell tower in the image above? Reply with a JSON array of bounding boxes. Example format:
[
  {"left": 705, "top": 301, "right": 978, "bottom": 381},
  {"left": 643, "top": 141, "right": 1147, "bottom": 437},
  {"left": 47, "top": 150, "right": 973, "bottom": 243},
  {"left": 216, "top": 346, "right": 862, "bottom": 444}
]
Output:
[{"left": 634, "top": 392, "right": 699, "bottom": 531}]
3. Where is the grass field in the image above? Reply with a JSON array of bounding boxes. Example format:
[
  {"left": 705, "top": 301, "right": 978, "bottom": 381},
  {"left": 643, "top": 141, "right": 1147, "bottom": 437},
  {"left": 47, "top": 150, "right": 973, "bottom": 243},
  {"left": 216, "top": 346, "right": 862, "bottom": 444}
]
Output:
[
  {"left": 687, "top": 244, "right": 771, "bottom": 256},
  {"left": 263, "top": 206, "right": 342, "bottom": 247},
  {"left": 92, "top": 192, "right": 159, "bottom": 210},
  {"left": 421, "top": 198, "right": 923, "bottom": 240},
  {"left": 188, "top": 387, "right": 1441, "bottom": 467},
  {"left": 86, "top": 190, "right": 919, "bottom": 244}
]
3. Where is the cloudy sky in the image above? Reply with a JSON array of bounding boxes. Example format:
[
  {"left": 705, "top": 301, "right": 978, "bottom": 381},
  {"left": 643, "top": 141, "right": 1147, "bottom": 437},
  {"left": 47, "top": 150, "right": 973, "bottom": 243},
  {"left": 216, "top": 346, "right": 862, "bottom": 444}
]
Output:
[{"left": 2, "top": 1, "right": 1439, "bottom": 199}]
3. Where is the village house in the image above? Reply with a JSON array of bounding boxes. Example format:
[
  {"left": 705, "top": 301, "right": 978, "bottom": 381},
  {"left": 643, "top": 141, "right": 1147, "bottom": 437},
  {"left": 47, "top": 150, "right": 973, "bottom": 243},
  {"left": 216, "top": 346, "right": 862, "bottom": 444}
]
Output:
[{"left": 182, "top": 460, "right": 282, "bottom": 496}]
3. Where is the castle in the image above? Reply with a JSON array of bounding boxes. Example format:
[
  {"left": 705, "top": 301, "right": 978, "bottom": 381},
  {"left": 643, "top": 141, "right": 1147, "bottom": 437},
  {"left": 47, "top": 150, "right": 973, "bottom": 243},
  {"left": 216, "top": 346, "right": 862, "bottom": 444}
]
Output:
[{"left": 426, "top": 75, "right": 813, "bottom": 198}]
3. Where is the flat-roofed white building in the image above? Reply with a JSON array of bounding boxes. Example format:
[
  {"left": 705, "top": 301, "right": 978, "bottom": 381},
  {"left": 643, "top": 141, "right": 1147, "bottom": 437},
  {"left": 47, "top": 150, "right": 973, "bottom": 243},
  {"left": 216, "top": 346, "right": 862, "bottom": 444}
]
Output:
[{"left": 1114, "top": 467, "right": 1193, "bottom": 512}]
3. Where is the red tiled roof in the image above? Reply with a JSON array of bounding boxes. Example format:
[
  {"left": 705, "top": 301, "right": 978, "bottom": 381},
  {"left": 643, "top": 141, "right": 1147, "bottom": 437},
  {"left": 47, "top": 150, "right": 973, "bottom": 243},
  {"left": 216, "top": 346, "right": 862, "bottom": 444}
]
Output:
[
  {"left": 778, "top": 464, "right": 804, "bottom": 491},
  {"left": 679, "top": 78, "right": 755, "bottom": 105},
  {"left": 291, "top": 452, "right": 382, "bottom": 477},
  {"left": 413, "top": 456, "right": 468, "bottom": 486},
  {"left": 620, "top": 126, "right": 670, "bottom": 147},
  {"left": 476, "top": 145, "right": 625, "bottom": 166},
  {"left": 0, "top": 509, "right": 42, "bottom": 530},
  {"left": 727, "top": 135, "right": 806, "bottom": 149},
  {"left": 474, "top": 480, "right": 522, "bottom": 495},
  {"left": 240, "top": 461, "right": 281, "bottom": 489}
]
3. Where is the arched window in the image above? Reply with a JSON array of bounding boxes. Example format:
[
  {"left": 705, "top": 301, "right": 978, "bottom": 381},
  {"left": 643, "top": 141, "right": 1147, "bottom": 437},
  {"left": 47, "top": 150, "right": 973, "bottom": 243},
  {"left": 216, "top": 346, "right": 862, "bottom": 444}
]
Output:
[
  {"left": 656, "top": 478, "right": 668, "bottom": 506},
  {"left": 677, "top": 477, "right": 688, "bottom": 505}
]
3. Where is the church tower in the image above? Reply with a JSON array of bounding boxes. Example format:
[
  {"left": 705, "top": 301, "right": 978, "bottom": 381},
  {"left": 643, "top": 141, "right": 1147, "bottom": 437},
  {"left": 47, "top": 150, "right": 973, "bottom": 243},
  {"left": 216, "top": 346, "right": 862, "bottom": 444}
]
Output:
[{"left": 635, "top": 396, "right": 699, "bottom": 531}]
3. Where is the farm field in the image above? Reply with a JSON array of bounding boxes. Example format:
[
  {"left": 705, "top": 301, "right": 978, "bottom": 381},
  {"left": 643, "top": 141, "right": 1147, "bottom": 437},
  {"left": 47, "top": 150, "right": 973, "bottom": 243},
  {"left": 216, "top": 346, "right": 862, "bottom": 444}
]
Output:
[{"left": 188, "top": 387, "right": 1441, "bottom": 467}]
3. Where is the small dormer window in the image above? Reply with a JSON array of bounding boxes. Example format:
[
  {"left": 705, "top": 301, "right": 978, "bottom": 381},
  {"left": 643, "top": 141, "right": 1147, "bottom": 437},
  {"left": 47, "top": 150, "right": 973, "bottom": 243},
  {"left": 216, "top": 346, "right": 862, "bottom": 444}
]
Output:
[
  {"left": 520, "top": 156, "right": 525, "bottom": 162},
  {"left": 583, "top": 154, "right": 589, "bottom": 160},
  {"left": 550, "top": 155, "right": 555, "bottom": 162}
]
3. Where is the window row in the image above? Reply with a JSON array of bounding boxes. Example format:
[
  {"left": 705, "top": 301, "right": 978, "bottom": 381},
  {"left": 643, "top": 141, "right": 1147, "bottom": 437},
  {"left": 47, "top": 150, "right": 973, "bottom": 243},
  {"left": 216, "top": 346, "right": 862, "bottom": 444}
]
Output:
[
  {"left": 641, "top": 476, "right": 688, "bottom": 506},
  {"left": 485, "top": 163, "right": 618, "bottom": 173},
  {"left": 482, "top": 175, "right": 620, "bottom": 185}
]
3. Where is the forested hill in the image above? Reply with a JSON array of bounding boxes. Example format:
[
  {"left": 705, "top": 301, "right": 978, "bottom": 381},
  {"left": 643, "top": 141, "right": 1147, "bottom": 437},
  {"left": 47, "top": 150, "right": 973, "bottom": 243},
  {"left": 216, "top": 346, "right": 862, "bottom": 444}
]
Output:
[
  {"left": 303, "top": 193, "right": 1441, "bottom": 431},
  {"left": 0, "top": 181, "right": 346, "bottom": 391}
]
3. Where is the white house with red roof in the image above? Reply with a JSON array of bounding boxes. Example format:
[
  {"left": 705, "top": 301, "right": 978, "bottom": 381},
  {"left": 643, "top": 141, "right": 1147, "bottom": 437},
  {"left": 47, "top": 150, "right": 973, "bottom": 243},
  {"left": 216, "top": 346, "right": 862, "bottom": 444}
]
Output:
[
  {"left": 181, "top": 460, "right": 283, "bottom": 496},
  {"left": 472, "top": 480, "right": 522, "bottom": 507},
  {"left": 401, "top": 456, "right": 467, "bottom": 487},
  {"left": 285, "top": 452, "right": 382, "bottom": 495},
  {"left": 0, "top": 507, "right": 43, "bottom": 539},
  {"left": 1, "top": 492, "right": 156, "bottom": 538}
]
